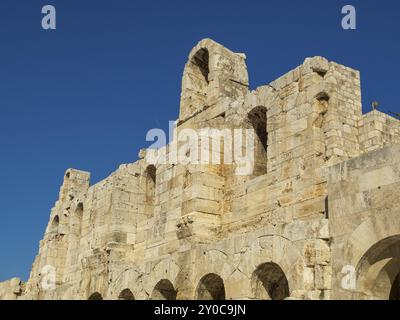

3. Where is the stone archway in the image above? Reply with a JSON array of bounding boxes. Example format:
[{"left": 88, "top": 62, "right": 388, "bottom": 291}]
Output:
[
  {"left": 118, "top": 288, "right": 135, "bottom": 300},
  {"left": 251, "top": 262, "right": 289, "bottom": 300},
  {"left": 237, "top": 235, "right": 303, "bottom": 298},
  {"left": 343, "top": 210, "right": 400, "bottom": 299},
  {"left": 191, "top": 48, "right": 210, "bottom": 86},
  {"left": 88, "top": 292, "right": 103, "bottom": 300},
  {"left": 179, "top": 46, "right": 211, "bottom": 121},
  {"left": 179, "top": 39, "right": 248, "bottom": 123},
  {"left": 356, "top": 235, "right": 400, "bottom": 300},
  {"left": 247, "top": 106, "right": 268, "bottom": 176},
  {"left": 151, "top": 279, "right": 177, "bottom": 300},
  {"left": 196, "top": 273, "right": 226, "bottom": 300},
  {"left": 50, "top": 215, "right": 59, "bottom": 233},
  {"left": 144, "top": 165, "right": 156, "bottom": 215}
]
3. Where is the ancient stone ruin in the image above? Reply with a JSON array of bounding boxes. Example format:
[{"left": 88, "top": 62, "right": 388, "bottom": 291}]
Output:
[{"left": 1, "top": 39, "right": 400, "bottom": 300}]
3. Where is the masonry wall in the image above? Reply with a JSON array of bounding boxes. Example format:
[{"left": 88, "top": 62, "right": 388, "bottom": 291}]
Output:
[
  {"left": 1, "top": 39, "right": 400, "bottom": 300},
  {"left": 0, "top": 278, "right": 25, "bottom": 300},
  {"left": 328, "top": 144, "right": 400, "bottom": 299}
]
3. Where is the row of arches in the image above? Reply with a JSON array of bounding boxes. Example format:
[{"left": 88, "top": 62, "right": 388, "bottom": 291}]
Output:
[
  {"left": 88, "top": 262, "right": 289, "bottom": 300},
  {"left": 88, "top": 289, "right": 136, "bottom": 301},
  {"left": 49, "top": 202, "right": 84, "bottom": 234},
  {"left": 87, "top": 249, "right": 400, "bottom": 301}
]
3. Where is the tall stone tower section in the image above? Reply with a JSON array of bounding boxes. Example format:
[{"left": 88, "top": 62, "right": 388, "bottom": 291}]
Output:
[
  {"left": 179, "top": 38, "right": 249, "bottom": 123},
  {"left": 25, "top": 169, "right": 90, "bottom": 299},
  {"left": 175, "top": 39, "right": 250, "bottom": 244}
]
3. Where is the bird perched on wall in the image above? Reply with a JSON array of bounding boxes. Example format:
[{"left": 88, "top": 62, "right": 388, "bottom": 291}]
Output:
[{"left": 372, "top": 101, "right": 380, "bottom": 111}]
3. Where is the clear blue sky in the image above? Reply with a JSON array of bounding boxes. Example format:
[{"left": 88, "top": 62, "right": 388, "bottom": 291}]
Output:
[{"left": 0, "top": 0, "right": 399, "bottom": 282}]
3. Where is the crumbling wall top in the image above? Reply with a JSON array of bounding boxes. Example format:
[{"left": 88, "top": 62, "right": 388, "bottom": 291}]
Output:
[{"left": 179, "top": 39, "right": 249, "bottom": 123}]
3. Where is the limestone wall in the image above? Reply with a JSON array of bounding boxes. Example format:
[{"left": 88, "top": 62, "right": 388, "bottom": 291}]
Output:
[
  {"left": 1, "top": 39, "right": 400, "bottom": 300},
  {"left": 359, "top": 110, "right": 400, "bottom": 152},
  {"left": 0, "top": 278, "right": 25, "bottom": 300},
  {"left": 328, "top": 144, "right": 400, "bottom": 299}
]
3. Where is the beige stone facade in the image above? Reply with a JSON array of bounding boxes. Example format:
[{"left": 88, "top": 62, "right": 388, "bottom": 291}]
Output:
[{"left": 1, "top": 39, "right": 400, "bottom": 300}]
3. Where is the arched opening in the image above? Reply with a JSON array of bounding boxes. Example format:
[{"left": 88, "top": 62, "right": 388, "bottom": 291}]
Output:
[
  {"left": 316, "top": 91, "right": 330, "bottom": 103},
  {"left": 247, "top": 106, "right": 268, "bottom": 176},
  {"left": 192, "top": 48, "right": 210, "bottom": 84},
  {"left": 179, "top": 47, "right": 211, "bottom": 122},
  {"left": 74, "top": 203, "right": 83, "bottom": 234},
  {"left": 196, "top": 273, "right": 226, "bottom": 300},
  {"left": 145, "top": 165, "right": 156, "bottom": 215},
  {"left": 150, "top": 279, "right": 177, "bottom": 300},
  {"left": 251, "top": 262, "right": 289, "bottom": 300},
  {"left": 50, "top": 215, "right": 59, "bottom": 233},
  {"left": 118, "top": 288, "right": 135, "bottom": 300},
  {"left": 76, "top": 202, "right": 83, "bottom": 214},
  {"left": 88, "top": 292, "right": 103, "bottom": 300},
  {"left": 357, "top": 235, "right": 400, "bottom": 300}
]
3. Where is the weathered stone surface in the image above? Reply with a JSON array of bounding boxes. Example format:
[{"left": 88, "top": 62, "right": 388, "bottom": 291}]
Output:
[{"left": 1, "top": 39, "right": 400, "bottom": 300}]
